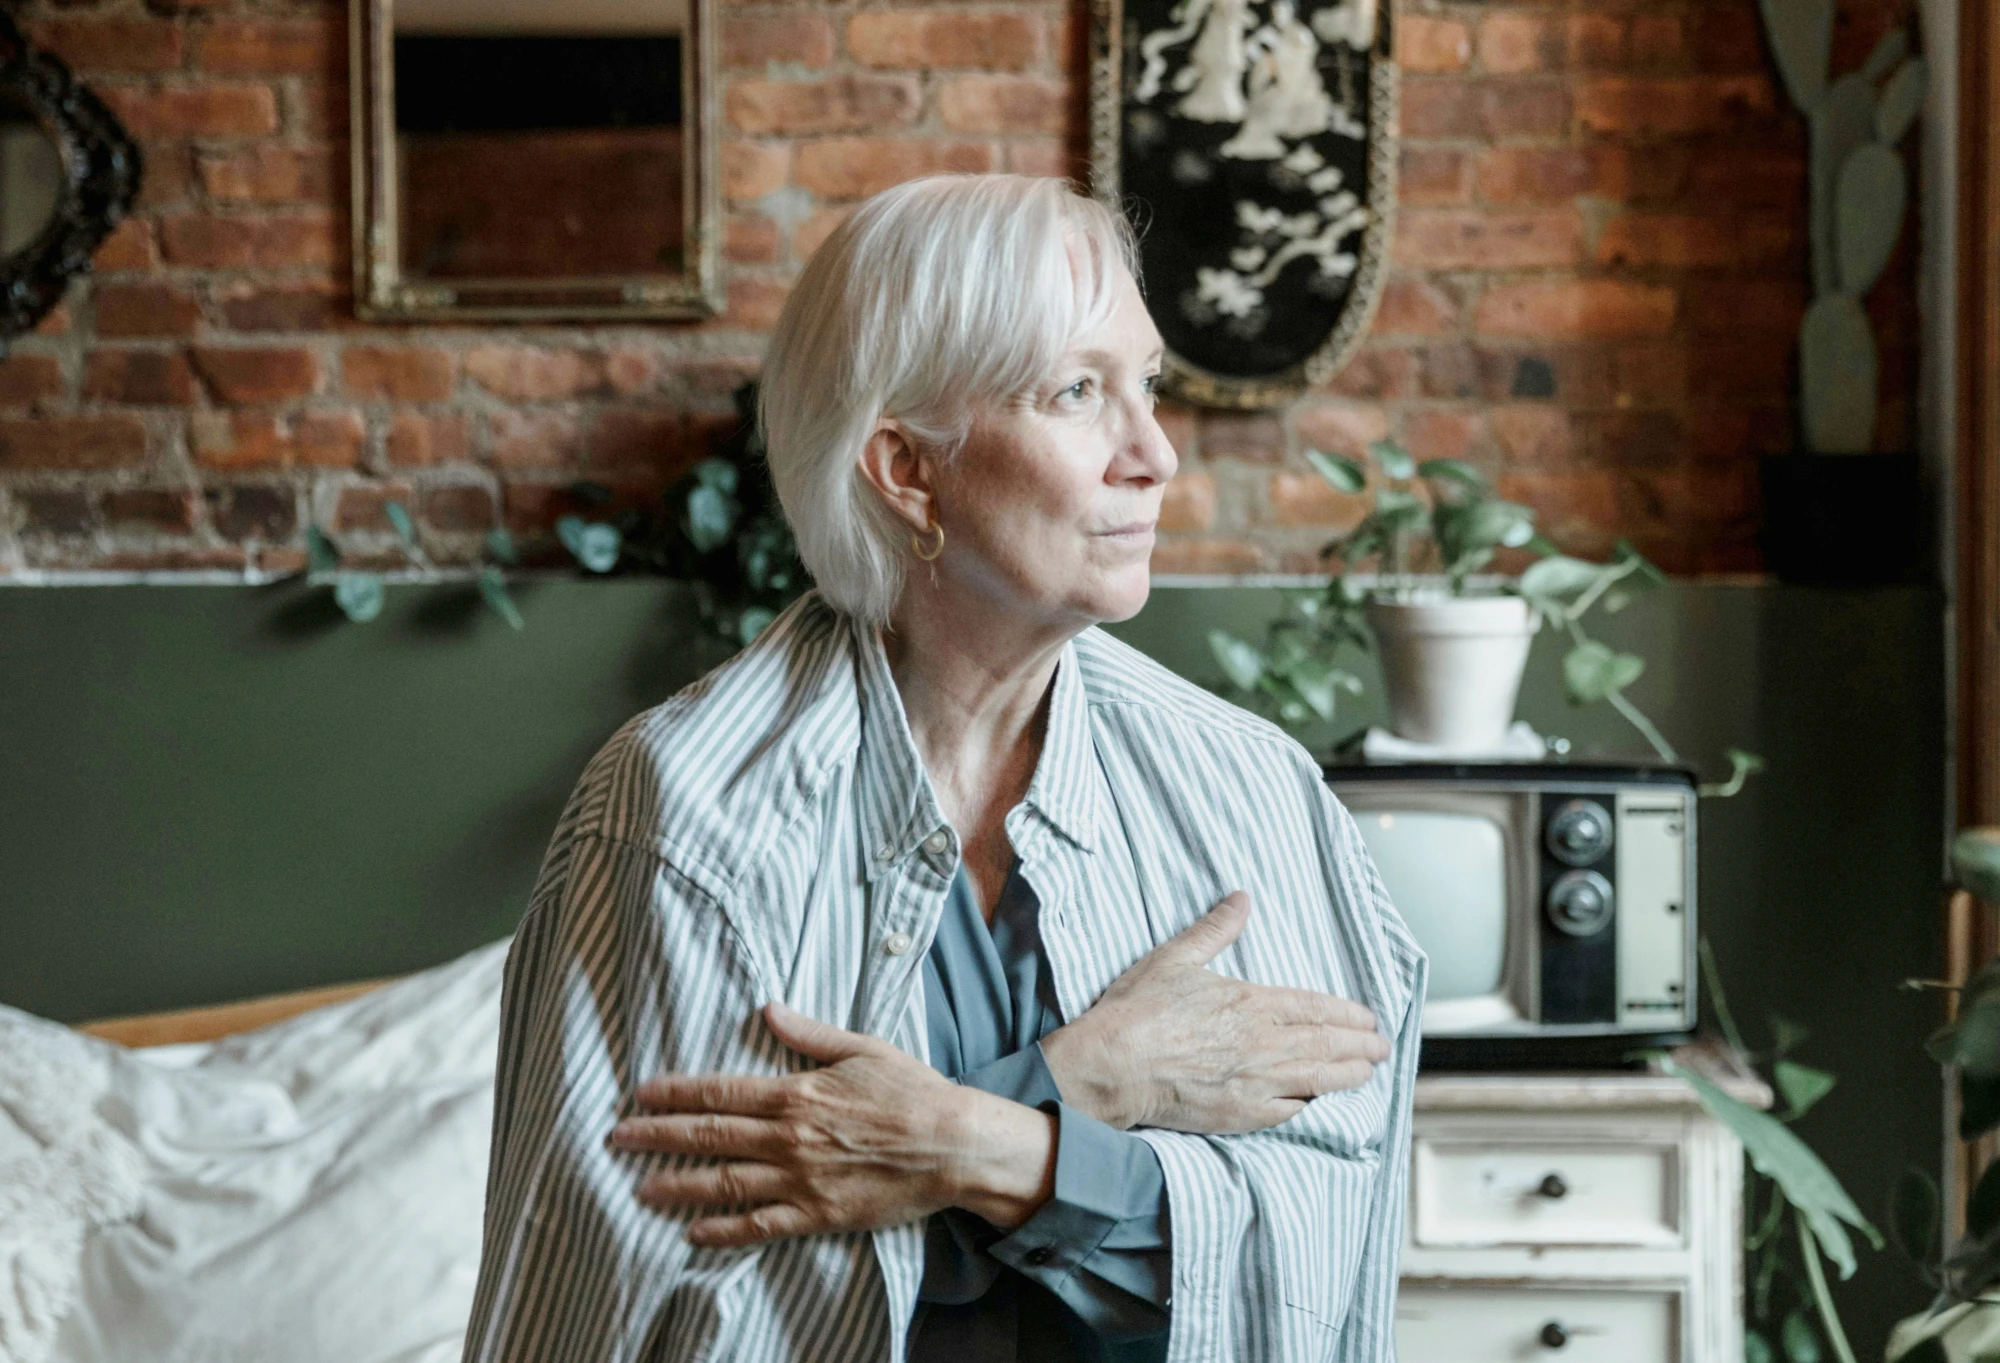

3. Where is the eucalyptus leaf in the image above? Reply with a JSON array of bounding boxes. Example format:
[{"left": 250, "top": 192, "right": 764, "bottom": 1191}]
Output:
[
  {"left": 1876, "top": 57, "right": 1926, "bottom": 145},
  {"left": 1775, "top": 1060, "right": 1836, "bottom": 1120},
  {"left": 1286, "top": 656, "right": 1344, "bottom": 721},
  {"left": 1860, "top": 27, "right": 1909, "bottom": 82},
  {"left": 332, "top": 572, "right": 384, "bottom": 623},
  {"left": 1209, "top": 630, "right": 1265, "bottom": 691},
  {"left": 1889, "top": 1165, "right": 1940, "bottom": 1262},
  {"left": 1661, "top": 1057, "right": 1882, "bottom": 1278},
  {"left": 1518, "top": 555, "right": 1605, "bottom": 608},
  {"left": 1564, "top": 640, "right": 1645, "bottom": 704},
  {"left": 1757, "top": 0, "right": 1832, "bottom": 111},
  {"left": 1368, "top": 438, "right": 1416, "bottom": 481},
  {"left": 557, "top": 516, "right": 623, "bottom": 573},
  {"left": 385, "top": 500, "right": 417, "bottom": 549},
  {"left": 1747, "top": 1329, "right": 1777, "bottom": 1363},
  {"left": 306, "top": 524, "right": 340, "bottom": 575},
  {"left": 1417, "top": 458, "right": 1487, "bottom": 491},
  {"left": 478, "top": 565, "right": 525, "bottom": 631},
  {"left": 1927, "top": 986, "right": 2000, "bottom": 1074},
  {"left": 1773, "top": 1013, "right": 1812, "bottom": 1057},
  {"left": 1953, "top": 828, "right": 2000, "bottom": 903},
  {"left": 737, "top": 606, "right": 777, "bottom": 644},
  {"left": 694, "top": 458, "right": 740, "bottom": 494},
  {"left": 1305, "top": 447, "right": 1367, "bottom": 494},
  {"left": 685, "top": 484, "right": 738, "bottom": 553},
  {"left": 1782, "top": 1309, "right": 1823, "bottom": 1363},
  {"left": 484, "top": 526, "right": 518, "bottom": 566}
]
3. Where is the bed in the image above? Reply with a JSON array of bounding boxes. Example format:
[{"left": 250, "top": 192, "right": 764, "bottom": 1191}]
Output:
[{"left": 1, "top": 942, "right": 509, "bottom": 1363}]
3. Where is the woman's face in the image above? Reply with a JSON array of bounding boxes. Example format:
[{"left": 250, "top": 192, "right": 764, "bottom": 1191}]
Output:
[{"left": 932, "top": 265, "right": 1177, "bottom": 630}]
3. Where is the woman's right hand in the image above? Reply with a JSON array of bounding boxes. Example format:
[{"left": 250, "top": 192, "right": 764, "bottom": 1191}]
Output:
[{"left": 1038, "top": 892, "right": 1390, "bottom": 1134}]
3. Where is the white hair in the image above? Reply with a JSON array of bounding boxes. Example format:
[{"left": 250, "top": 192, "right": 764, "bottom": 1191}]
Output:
[{"left": 759, "top": 174, "right": 1140, "bottom": 626}]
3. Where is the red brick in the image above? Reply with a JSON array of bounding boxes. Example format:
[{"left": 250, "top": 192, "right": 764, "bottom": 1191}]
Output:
[
  {"left": 1566, "top": 13, "right": 1626, "bottom": 68},
  {"left": 1394, "top": 209, "right": 1583, "bottom": 270},
  {"left": 1267, "top": 472, "right": 1367, "bottom": 529},
  {"left": 1158, "top": 470, "right": 1215, "bottom": 532},
  {"left": 938, "top": 76, "right": 1069, "bottom": 135},
  {"left": 215, "top": 281, "right": 344, "bottom": 332},
  {"left": 1684, "top": 147, "right": 1807, "bottom": 209},
  {"left": 102, "top": 83, "right": 278, "bottom": 138},
  {"left": 1420, "top": 343, "right": 1481, "bottom": 399},
  {"left": 205, "top": 483, "right": 297, "bottom": 540},
  {"left": 793, "top": 206, "right": 852, "bottom": 262},
  {"left": 1631, "top": 14, "right": 1686, "bottom": 66},
  {"left": 1689, "top": 340, "right": 1790, "bottom": 402},
  {"left": 192, "top": 346, "right": 320, "bottom": 403},
  {"left": 160, "top": 213, "right": 337, "bottom": 268},
  {"left": 1575, "top": 76, "right": 1778, "bottom": 135},
  {"left": 0, "top": 355, "right": 65, "bottom": 407},
  {"left": 1404, "top": 410, "right": 1484, "bottom": 462},
  {"left": 727, "top": 76, "right": 922, "bottom": 136},
  {"left": 486, "top": 409, "right": 584, "bottom": 469},
  {"left": 849, "top": 12, "right": 1042, "bottom": 70},
  {"left": 1495, "top": 471, "right": 1618, "bottom": 553},
  {"left": 196, "top": 145, "right": 335, "bottom": 203},
  {"left": 287, "top": 79, "right": 344, "bottom": 137},
  {"left": 1693, "top": 8, "right": 1765, "bottom": 71},
  {"left": 334, "top": 482, "right": 414, "bottom": 533},
  {"left": 90, "top": 546, "right": 250, "bottom": 572},
  {"left": 723, "top": 140, "right": 791, "bottom": 203},
  {"left": 1586, "top": 410, "right": 1690, "bottom": 466},
  {"left": 103, "top": 488, "right": 196, "bottom": 531},
  {"left": 1006, "top": 140, "right": 1071, "bottom": 178},
  {"left": 195, "top": 18, "right": 343, "bottom": 74},
  {"left": 1595, "top": 212, "right": 1796, "bottom": 269},
  {"left": 29, "top": 18, "right": 185, "bottom": 73},
  {"left": 83, "top": 348, "right": 198, "bottom": 405},
  {"left": 421, "top": 484, "right": 497, "bottom": 532},
  {"left": 1479, "top": 12, "right": 1561, "bottom": 74},
  {"left": 1477, "top": 146, "right": 1630, "bottom": 203},
  {"left": 136, "top": 141, "right": 194, "bottom": 209},
  {"left": 0, "top": 416, "right": 149, "bottom": 468},
  {"left": 724, "top": 14, "right": 835, "bottom": 69},
  {"left": 93, "top": 218, "right": 160, "bottom": 271},
  {"left": 1200, "top": 412, "right": 1285, "bottom": 463},
  {"left": 465, "top": 345, "right": 607, "bottom": 401},
  {"left": 605, "top": 347, "right": 661, "bottom": 397},
  {"left": 94, "top": 282, "right": 203, "bottom": 338},
  {"left": 340, "top": 346, "right": 456, "bottom": 402},
  {"left": 18, "top": 490, "right": 95, "bottom": 534},
  {"left": 1314, "top": 343, "right": 1417, "bottom": 401},
  {"left": 713, "top": 278, "right": 792, "bottom": 330},
  {"left": 34, "top": 305, "right": 70, "bottom": 339},
  {"left": 1370, "top": 277, "right": 1457, "bottom": 336},
  {"left": 726, "top": 211, "right": 781, "bottom": 264},
  {"left": 1682, "top": 277, "right": 1807, "bottom": 336},
  {"left": 589, "top": 408, "right": 691, "bottom": 477},
  {"left": 192, "top": 409, "right": 363, "bottom": 469},
  {"left": 1396, "top": 15, "right": 1470, "bottom": 73},
  {"left": 1475, "top": 279, "right": 1677, "bottom": 338},
  {"left": 1611, "top": 342, "right": 1691, "bottom": 408},
  {"left": 1401, "top": 78, "right": 1571, "bottom": 139},
  {"left": 386, "top": 412, "right": 471, "bottom": 467},
  {"left": 1398, "top": 147, "right": 1470, "bottom": 205},
  {"left": 1489, "top": 405, "right": 1574, "bottom": 466},
  {"left": 1150, "top": 539, "right": 1266, "bottom": 574},
  {"left": 795, "top": 137, "right": 998, "bottom": 199}
]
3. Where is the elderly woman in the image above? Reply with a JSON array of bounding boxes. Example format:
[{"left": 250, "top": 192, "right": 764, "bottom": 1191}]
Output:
[{"left": 462, "top": 175, "right": 1423, "bottom": 1363}]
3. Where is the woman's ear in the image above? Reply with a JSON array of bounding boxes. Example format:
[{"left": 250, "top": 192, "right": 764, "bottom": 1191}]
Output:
[{"left": 855, "top": 421, "right": 936, "bottom": 532}]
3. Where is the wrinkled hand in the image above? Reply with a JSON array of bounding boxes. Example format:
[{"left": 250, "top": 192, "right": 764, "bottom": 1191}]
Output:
[
  {"left": 1039, "top": 891, "right": 1389, "bottom": 1133},
  {"left": 611, "top": 1003, "right": 1054, "bottom": 1248}
]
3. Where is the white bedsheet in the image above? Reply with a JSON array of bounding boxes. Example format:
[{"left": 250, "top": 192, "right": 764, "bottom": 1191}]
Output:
[{"left": 3, "top": 939, "right": 508, "bottom": 1363}]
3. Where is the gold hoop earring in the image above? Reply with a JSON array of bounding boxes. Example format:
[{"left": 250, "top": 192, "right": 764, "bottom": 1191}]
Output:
[{"left": 911, "top": 520, "right": 944, "bottom": 561}]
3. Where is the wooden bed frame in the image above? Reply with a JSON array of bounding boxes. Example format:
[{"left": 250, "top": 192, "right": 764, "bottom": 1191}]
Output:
[{"left": 78, "top": 979, "right": 390, "bottom": 1048}]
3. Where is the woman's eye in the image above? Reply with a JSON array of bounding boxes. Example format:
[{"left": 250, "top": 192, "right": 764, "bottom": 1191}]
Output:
[{"left": 1063, "top": 379, "right": 1092, "bottom": 401}]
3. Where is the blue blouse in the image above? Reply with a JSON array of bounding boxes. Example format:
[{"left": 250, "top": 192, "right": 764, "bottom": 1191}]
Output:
[{"left": 911, "top": 861, "right": 1171, "bottom": 1362}]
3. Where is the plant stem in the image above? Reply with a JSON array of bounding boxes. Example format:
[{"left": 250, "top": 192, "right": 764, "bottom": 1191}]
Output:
[
  {"left": 1699, "top": 937, "right": 1748, "bottom": 1057},
  {"left": 1606, "top": 687, "right": 1679, "bottom": 763},
  {"left": 1796, "top": 1208, "right": 1859, "bottom": 1363}
]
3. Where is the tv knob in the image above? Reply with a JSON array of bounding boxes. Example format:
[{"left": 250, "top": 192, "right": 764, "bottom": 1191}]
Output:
[
  {"left": 1547, "top": 870, "right": 1615, "bottom": 937},
  {"left": 1546, "top": 799, "right": 1614, "bottom": 866}
]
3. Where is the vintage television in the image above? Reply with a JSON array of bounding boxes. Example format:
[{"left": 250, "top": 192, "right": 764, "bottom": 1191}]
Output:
[{"left": 1324, "top": 762, "right": 1698, "bottom": 1068}]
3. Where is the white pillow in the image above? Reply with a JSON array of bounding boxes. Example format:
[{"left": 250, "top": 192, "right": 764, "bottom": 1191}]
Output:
[{"left": 8, "top": 939, "right": 510, "bottom": 1363}]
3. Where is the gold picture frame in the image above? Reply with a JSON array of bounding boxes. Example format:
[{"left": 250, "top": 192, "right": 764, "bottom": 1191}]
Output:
[{"left": 349, "top": 0, "right": 722, "bottom": 323}]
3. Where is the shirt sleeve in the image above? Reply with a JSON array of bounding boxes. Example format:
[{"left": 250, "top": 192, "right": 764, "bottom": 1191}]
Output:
[{"left": 954, "top": 1044, "right": 1173, "bottom": 1340}]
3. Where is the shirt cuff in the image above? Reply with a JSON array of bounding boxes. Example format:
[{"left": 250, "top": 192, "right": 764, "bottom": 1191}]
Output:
[
  {"left": 953, "top": 1040, "right": 1064, "bottom": 1110},
  {"left": 986, "top": 1101, "right": 1164, "bottom": 1288}
]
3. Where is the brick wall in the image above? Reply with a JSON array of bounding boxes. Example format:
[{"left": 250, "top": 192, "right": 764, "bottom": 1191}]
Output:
[{"left": 0, "top": 0, "right": 1918, "bottom": 578}]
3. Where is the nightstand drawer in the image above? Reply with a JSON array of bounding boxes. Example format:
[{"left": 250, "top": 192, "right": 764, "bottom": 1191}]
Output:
[
  {"left": 1396, "top": 1285, "right": 1679, "bottom": 1363},
  {"left": 1411, "top": 1138, "right": 1681, "bottom": 1247}
]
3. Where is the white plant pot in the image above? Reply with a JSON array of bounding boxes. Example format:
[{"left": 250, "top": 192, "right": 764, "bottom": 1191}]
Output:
[{"left": 1364, "top": 593, "right": 1540, "bottom": 752}]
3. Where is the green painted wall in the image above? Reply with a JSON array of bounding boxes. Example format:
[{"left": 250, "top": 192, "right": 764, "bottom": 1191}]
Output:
[{"left": 0, "top": 578, "right": 1946, "bottom": 1350}]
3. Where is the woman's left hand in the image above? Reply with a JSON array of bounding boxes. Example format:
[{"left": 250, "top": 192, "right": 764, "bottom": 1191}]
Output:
[{"left": 611, "top": 1002, "right": 1056, "bottom": 1249}]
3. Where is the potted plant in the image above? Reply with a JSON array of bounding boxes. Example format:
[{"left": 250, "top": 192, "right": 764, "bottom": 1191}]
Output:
[
  {"left": 1753, "top": 3, "right": 1927, "bottom": 585},
  {"left": 1210, "top": 438, "right": 1762, "bottom": 790},
  {"left": 1882, "top": 829, "right": 2000, "bottom": 1362}
]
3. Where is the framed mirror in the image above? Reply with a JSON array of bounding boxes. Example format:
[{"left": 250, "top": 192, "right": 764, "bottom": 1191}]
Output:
[
  {"left": 351, "top": 0, "right": 720, "bottom": 322},
  {"left": 0, "top": 14, "right": 141, "bottom": 346},
  {"left": 1088, "top": 0, "right": 1395, "bottom": 408}
]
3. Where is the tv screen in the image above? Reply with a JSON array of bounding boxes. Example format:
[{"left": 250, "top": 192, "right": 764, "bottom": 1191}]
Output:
[{"left": 1352, "top": 810, "right": 1506, "bottom": 1004}]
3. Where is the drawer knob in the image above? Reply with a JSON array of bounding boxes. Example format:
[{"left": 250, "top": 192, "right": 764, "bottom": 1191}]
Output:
[
  {"left": 1540, "top": 1321, "right": 1570, "bottom": 1349},
  {"left": 1536, "top": 1173, "right": 1570, "bottom": 1200}
]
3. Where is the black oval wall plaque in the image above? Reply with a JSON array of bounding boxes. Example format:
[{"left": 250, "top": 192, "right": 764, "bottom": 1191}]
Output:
[{"left": 1090, "top": 0, "right": 1395, "bottom": 409}]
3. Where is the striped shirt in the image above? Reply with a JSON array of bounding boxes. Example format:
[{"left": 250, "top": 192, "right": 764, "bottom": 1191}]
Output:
[{"left": 462, "top": 592, "right": 1426, "bottom": 1363}]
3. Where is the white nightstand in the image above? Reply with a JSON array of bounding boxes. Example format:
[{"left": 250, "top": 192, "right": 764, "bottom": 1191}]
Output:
[{"left": 1397, "top": 1040, "right": 1770, "bottom": 1363}]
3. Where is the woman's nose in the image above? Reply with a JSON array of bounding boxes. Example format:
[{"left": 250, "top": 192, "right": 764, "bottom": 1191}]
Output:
[{"left": 1121, "top": 400, "right": 1179, "bottom": 486}]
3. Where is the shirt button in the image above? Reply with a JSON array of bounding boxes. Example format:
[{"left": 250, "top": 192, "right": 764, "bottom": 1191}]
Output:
[
  {"left": 924, "top": 830, "right": 950, "bottom": 856},
  {"left": 883, "top": 931, "right": 914, "bottom": 957},
  {"left": 875, "top": 844, "right": 895, "bottom": 863},
  {"left": 1025, "top": 1246, "right": 1053, "bottom": 1266}
]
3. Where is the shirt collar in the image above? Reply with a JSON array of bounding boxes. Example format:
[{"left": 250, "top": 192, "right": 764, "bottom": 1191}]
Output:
[{"left": 850, "top": 619, "right": 1100, "bottom": 882}]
